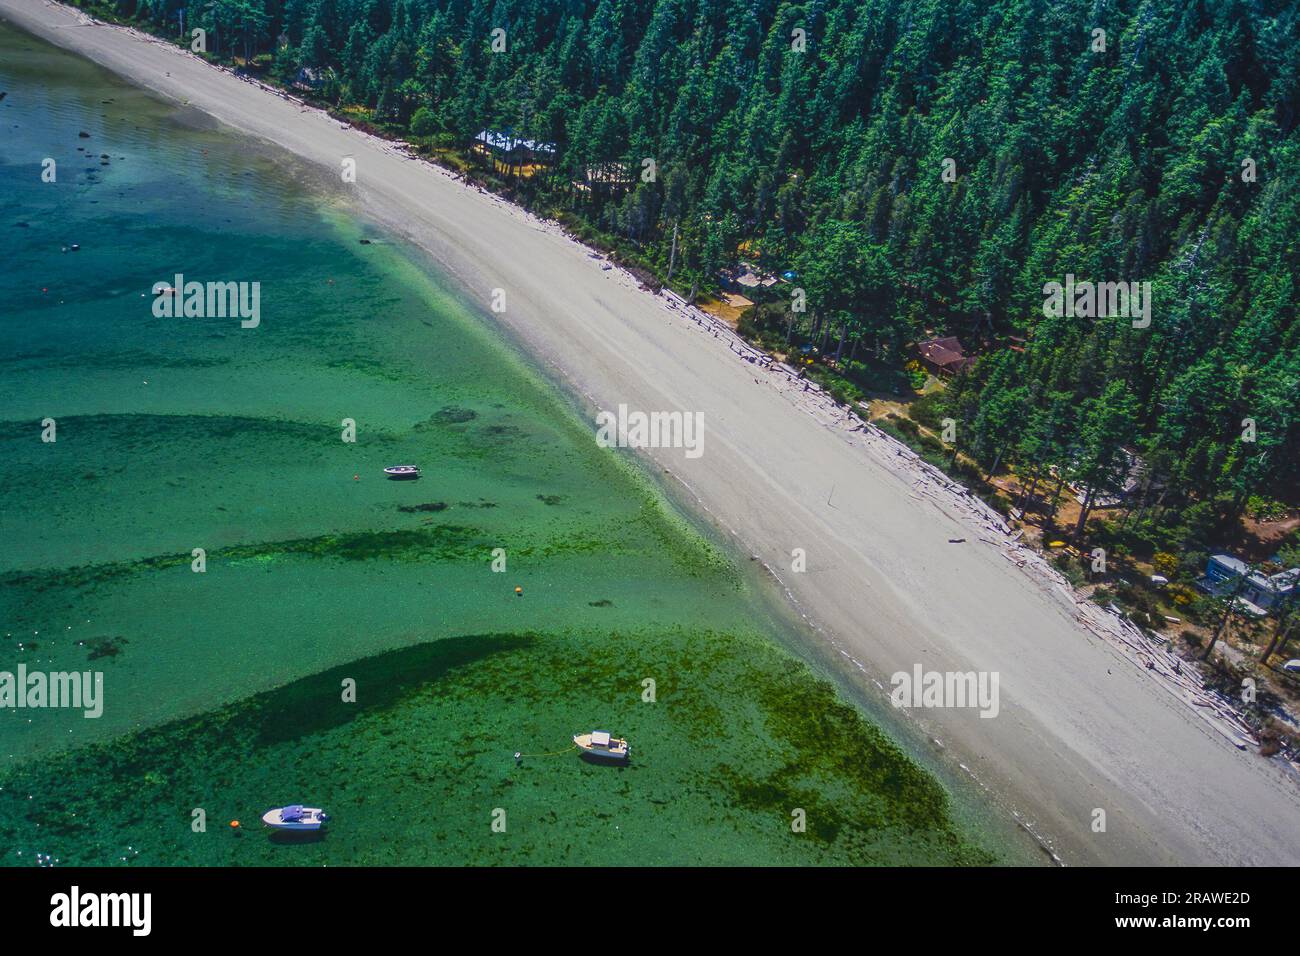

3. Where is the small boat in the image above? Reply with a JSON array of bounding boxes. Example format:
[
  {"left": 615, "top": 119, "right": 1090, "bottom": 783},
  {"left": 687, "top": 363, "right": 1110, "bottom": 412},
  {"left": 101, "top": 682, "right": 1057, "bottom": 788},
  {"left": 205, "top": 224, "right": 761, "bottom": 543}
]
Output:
[
  {"left": 573, "top": 730, "right": 630, "bottom": 763},
  {"left": 383, "top": 465, "right": 421, "bottom": 480},
  {"left": 261, "top": 805, "right": 329, "bottom": 831}
]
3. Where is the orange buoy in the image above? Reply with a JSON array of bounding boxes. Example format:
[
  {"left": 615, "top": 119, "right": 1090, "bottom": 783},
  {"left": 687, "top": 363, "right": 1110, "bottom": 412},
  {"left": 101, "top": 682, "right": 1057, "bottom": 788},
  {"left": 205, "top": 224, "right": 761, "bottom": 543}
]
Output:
[
  {"left": 230, "top": 820, "right": 240, "bottom": 829},
  {"left": 514, "top": 587, "right": 523, "bottom": 596}
]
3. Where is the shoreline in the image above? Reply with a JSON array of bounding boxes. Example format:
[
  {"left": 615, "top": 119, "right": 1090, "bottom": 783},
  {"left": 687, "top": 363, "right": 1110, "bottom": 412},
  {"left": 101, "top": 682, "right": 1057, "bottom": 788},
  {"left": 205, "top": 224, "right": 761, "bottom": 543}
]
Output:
[
  {"left": 0, "top": 28, "right": 1003, "bottom": 868},
  {"left": 6, "top": 0, "right": 1300, "bottom": 865}
]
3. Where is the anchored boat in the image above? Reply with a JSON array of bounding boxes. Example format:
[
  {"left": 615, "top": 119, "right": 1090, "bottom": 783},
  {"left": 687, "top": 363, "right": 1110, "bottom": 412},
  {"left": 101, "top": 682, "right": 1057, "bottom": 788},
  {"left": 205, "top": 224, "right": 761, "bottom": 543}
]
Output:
[
  {"left": 262, "top": 805, "right": 330, "bottom": 831},
  {"left": 383, "top": 465, "right": 421, "bottom": 480},
  {"left": 573, "top": 730, "right": 630, "bottom": 763}
]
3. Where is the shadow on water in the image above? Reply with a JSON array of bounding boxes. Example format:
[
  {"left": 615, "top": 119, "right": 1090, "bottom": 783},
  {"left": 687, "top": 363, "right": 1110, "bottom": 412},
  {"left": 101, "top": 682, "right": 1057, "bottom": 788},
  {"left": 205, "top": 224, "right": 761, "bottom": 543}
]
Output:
[
  {"left": 578, "top": 753, "right": 631, "bottom": 768},
  {"left": 0, "top": 633, "right": 536, "bottom": 846},
  {"left": 254, "top": 634, "right": 537, "bottom": 745},
  {"left": 267, "top": 829, "right": 329, "bottom": 846}
]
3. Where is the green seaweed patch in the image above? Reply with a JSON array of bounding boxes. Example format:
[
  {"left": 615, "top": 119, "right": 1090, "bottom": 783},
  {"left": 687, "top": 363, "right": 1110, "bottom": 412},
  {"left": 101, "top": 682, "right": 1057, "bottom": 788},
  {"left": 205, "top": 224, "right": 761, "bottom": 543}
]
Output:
[
  {"left": 220, "top": 527, "right": 484, "bottom": 563},
  {"left": 0, "top": 413, "right": 361, "bottom": 452},
  {"left": 429, "top": 406, "right": 476, "bottom": 425},
  {"left": 0, "top": 626, "right": 997, "bottom": 866},
  {"left": 249, "top": 634, "right": 535, "bottom": 745},
  {"left": 225, "top": 553, "right": 278, "bottom": 569},
  {"left": 479, "top": 423, "right": 527, "bottom": 441},
  {"left": 1, "top": 348, "right": 233, "bottom": 373},
  {"left": 83, "top": 636, "right": 129, "bottom": 662},
  {"left": 0, "top": 551, "right": 192, "bottom": 594},
  {"left": 3, "top": 514, "right": 669, "bottom": 602},
  {"left": 712, "top": 763, "right": 847, "bottom": 844},
  {"left": 0, "top": 634, "right": 532, "bottom": 851},
  {"left": 629, "top": 500, "right": 737, "bottom": 583},
  {"left": 512, "top": 530, "right": 635, "bottom": 560},
  {"left": 750, "top": 660, "right": 962, "bottom": 833},
  {"left": 323, "top": 356, "right": 414, "bottom": 384},
  {"left": 0, "top": 525, "right": 489, "bottom": 595}
]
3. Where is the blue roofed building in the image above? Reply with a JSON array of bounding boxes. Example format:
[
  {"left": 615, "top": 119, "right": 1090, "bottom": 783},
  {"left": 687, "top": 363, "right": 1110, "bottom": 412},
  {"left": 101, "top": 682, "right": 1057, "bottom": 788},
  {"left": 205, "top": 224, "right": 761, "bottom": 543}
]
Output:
[{"left": 1197, "top": 553, "right": 1300, "bottom": 616}]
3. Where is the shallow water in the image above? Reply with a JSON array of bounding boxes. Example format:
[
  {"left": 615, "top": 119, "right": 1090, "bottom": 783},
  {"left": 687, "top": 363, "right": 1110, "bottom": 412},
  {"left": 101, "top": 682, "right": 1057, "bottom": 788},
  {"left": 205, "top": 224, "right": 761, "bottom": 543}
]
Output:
[{"left": 0, "top": 22, "right": 1006, "bottom": 865}]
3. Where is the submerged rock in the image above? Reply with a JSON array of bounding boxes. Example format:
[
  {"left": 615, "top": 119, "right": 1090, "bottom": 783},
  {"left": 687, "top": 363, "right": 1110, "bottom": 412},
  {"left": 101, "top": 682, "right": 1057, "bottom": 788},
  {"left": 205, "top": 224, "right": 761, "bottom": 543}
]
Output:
[{"left": 432, "top": 406, "right": 476, "bottom": 425}]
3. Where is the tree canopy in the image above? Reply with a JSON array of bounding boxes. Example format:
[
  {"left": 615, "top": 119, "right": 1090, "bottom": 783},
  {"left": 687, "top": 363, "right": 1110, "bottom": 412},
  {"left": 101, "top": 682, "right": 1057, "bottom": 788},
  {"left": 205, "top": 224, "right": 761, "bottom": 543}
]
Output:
[{"left": 91, "top": 0, "right": 1300, "bottom": 548}]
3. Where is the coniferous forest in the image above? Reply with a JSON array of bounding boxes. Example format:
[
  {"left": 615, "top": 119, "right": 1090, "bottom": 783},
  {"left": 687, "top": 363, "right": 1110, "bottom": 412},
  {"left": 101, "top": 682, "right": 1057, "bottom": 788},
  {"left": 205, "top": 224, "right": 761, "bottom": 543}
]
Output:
[{"left": 75, "top": 0, "right": 1298, "bottom": 564}]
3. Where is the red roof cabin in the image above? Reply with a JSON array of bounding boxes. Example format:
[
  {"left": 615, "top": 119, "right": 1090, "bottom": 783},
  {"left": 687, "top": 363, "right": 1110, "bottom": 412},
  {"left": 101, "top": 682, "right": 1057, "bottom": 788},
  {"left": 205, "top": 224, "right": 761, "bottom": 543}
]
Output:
[{"left": 916, "top": 336, "right": 977, "bottom": 376}]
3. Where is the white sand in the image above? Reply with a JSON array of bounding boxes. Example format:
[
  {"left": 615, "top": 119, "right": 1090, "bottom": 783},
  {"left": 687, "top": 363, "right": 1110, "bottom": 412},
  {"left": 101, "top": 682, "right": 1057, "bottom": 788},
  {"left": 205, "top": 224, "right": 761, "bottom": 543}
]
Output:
[{"left": 9, "top": 0, "right": 1299, "bottom": 865}]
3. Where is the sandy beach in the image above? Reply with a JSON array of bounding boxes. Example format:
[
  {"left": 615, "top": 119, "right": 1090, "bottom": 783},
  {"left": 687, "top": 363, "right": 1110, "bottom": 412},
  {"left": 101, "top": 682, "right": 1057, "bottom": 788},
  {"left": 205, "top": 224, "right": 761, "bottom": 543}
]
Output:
[{"left": 8, "top": 0, "right": 1299, "bottom": 865}]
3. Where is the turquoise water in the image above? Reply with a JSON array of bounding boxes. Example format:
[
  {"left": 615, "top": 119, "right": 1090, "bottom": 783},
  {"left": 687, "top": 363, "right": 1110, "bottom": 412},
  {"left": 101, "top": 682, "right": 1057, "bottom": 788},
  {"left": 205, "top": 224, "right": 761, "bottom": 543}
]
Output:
[{"left": 0, "top": 22, "right": 1006, "bottom": 865}]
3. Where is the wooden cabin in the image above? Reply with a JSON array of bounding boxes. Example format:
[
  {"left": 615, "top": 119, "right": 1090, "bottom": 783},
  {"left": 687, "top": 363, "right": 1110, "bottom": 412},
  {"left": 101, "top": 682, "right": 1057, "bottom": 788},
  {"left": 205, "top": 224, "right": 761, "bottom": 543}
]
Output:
[
  {"left": 472, "top": 129, "right": 557, "bottom": 177},
  {"left": 574, "top": 161, "right": 634, "bottom": 194},
  {"left": 915, "top": 336, "right": 977, "bottom": 376}
]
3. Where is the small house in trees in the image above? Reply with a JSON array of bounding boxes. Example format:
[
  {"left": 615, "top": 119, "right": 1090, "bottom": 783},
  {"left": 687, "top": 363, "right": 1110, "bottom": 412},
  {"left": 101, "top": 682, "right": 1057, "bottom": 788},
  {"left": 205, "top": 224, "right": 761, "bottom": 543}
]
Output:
[
  {"left": 720, "top": 264, "right": 778, "bottom": 291},
  {"left": 473, "top": 129, "right": 519, "bottom": 161},
  {"left": 473, "top": 130, "right": 556, "bottom": 176},
  {"left": 915, "top": 336, "right": 976, "bottom": 376},
  {"left": 292, "top": 67, "right": 330, "bottom": 92},
  {"left": 504, "top": 137, "right": 556, "bottom": 164},
  {"left": 574, "top": 161, "right": 634, "bottom": 194},
  {"left": 1066, "top": 448, "right": 1163, "bottom": 508},
  {"left": 1197, "top": 554, "right": 1300, "bottom": 616}
]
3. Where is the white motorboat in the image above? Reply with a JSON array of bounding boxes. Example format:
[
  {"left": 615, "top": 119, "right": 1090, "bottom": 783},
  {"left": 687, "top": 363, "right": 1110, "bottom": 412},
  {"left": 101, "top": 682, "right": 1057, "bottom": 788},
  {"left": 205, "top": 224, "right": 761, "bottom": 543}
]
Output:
[
  {"left": 262, "top": 805, "right": 329, "bottom": 831},
  {"left": 573, "top": 730, "right": 630, "bottom": 763}
]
